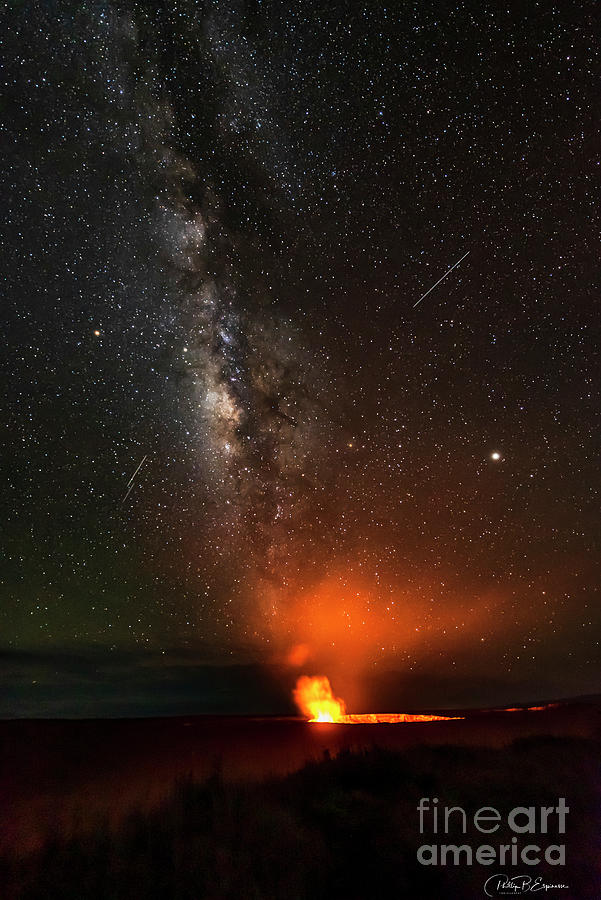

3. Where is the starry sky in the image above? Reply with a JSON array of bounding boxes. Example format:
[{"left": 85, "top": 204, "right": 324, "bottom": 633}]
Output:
[{"left": 2, "top": 0, "right": 600, "bottom": 715}]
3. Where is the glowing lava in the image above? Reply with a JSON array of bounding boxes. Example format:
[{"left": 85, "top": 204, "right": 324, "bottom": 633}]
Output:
[
  {"left": 293, "top": 675, "right": 347, "bottom": 722},
  {"left": 293, "top": 675, "right": 463, "bottom": 724}
]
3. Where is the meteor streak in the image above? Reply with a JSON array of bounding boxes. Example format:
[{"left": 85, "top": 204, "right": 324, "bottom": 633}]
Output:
[
  {"left": 413, "top": 250, "right": 470, "bottom": 308},
  {"left": 127, "top": 455, "right": 147, "bottom": 487},
  {"left": 120, "top": 455, "right": 148, "bottom": 505}
]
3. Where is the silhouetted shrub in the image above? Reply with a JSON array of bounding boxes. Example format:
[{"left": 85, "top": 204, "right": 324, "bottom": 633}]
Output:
[{"left": 3, "top": 736, "right": 599, "bottom": 899}]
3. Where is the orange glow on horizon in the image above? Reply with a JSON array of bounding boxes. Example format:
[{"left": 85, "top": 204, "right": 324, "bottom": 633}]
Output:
[{"left": 293, "top": 675, "right": 462, "bottom": 724}]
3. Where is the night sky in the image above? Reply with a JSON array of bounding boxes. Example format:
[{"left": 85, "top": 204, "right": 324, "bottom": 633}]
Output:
[{"left": 2, "top": 1, "right": 600, "bottom": 715}]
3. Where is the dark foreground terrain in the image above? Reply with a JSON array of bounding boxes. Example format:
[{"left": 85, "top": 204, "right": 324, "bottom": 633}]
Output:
[{"left": 1, "top": 701, "right": 600, "bottom": 899}]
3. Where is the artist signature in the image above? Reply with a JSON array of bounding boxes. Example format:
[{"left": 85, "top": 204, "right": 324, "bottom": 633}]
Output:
[{"left": 484, "top": 874, "right": 570, "bottom": 896}]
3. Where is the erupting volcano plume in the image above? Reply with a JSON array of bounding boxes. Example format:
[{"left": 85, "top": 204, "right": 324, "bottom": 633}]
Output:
[
  {"left": 293, "top": 675, "right": 347, "bottom": 723},
  {"left": 293, "top": 676, "right": 463, "bottom": 724}
]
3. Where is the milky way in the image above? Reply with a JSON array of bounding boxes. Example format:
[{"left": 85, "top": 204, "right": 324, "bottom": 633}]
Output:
[{"left": 151, "top": 23, "right": 335, "bottom": 608}]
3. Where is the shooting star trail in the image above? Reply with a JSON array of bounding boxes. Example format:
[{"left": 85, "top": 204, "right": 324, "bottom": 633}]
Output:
[
  {"left": 413, "top": 250, "right": 470, "bottom": 308},
  {"left": 127, "top": 455, "right": 147, "bottom": 488},
  {"left": 120, "top": 455, "right": 148, "bottom": 505}
]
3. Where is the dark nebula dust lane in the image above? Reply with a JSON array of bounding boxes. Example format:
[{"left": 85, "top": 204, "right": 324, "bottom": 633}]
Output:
[{"left": 2, "top": 1, "right": 600, "bottom": 712}]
